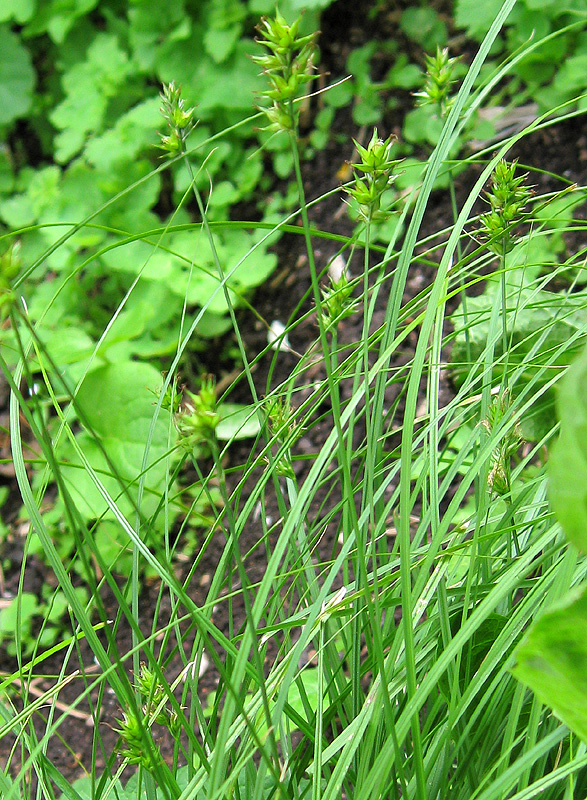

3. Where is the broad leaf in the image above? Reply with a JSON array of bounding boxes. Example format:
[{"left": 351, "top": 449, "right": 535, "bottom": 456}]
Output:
[
  {"left": 548, "top": 341, "right": 587, "bottom": 552},
  {"left": 217, "top": 404, "right": 261, "bottom": 441},
  {"left": 60, "top": 362, "right": 172, "bottom": 524},
  {"left": 512, "top": 586, "right": 587, "bottom": 743},
  {"left": 85, "top": 98, "right": 161, "bottom": 171},
  {"left": 24, "top": 0, "right": 98, "bottom": 42},
  {"left": 455, "top": 0, "right": 504, "bottom": 38},
  {"left": 50, "top": 34, "right": 132, "bottom": 163},
  {"left": 0, "top": 0, "right": 35, "bottom": 24},
  {"left": 0, "top": 26, "right": 35, "bottom": 124}
]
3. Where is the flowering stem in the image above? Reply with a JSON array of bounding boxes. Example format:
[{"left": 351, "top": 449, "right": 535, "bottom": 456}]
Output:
[{"left": 500, "top": 243, "right": 509, "bottom": 393}]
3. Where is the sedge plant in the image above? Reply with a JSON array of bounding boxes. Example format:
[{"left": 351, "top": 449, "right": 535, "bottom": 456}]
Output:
[{"left": 2, "top": 4, "right": 587, "bottom": 800}]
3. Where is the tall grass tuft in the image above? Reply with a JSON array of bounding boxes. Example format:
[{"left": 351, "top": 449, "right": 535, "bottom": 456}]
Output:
[{"left": 2, "top": 3, "right": 587, "bottom": 799}]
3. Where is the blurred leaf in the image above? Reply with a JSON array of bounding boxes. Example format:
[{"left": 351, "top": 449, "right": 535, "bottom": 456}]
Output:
[
  {"left": 455, "top": 0, "right": 503, "bottom": 38},
  {"left": 0, "top": 593, "right": 39, "bottom": 656},
  {"left": 156, "top": 26, "right": 264, "bottom": 116},
  {"left": 0, "top": 165, "right": 61, "bottom": 228},
  {"left": 386, "top": 58, "right": 422, "bottom": 90},
  {"left": 24, "top": 0, "right": 99, "bottom": 42},
  {"left": 128, "top": 0, "right": 190, "bottom": 71},
  {"left": 549, "top": 342, "right": 587, "bottom": 552},
  {"left": 36, "top": 326, "right": 96, "bottom": 383},
  {"left": 324, "top": 79, "right": 354, "bottom": 109},
  {"left": 525, "top": 0, "right": 558, "bottom": 9},
  {"left": 85, "top": 98, "right": 161, "bottom": 171},
  {"left": 400, "top": 7, "right": 447, "bottom": 49},
  {"left": 536, "top": 191, "right": 586, "bottom": 247},
  {"left": 0, "top": 26, "right": 35, "bottom": 125},
  {"left": 70, "top": 776, "right": 125, "bottom": 800},
  {"left": 204, "top": 27, "right": 242, "bottom": 63},
  {"left": 403, "top": 106, "right": 444, "bottom": 146},
  {"left": 512, "top": 585, "right": 587, "bottom": 743},
  {"left": 194, "top": 40, "right": 263, "bottom": 114},
  {"left": 216, "top": 403, "right": 261, "bottom": 440},
  {"left": 0, "top": 148, "right": 15, "bottom": 195},
  {"left": 0, "top": 0, "right": 36, "bottom": 24},
  {"left": 50, "top": 34, "right": 132, "bottom": 163}
]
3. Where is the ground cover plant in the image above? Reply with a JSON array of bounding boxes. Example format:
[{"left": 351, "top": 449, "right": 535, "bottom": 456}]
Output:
[{"left": 2, "top": 0, "right": 587, "bottom": 799}]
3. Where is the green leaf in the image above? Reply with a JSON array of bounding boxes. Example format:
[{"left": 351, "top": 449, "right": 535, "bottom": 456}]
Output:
[
  {"left": 286, "top": 0, "right": 334, "bottom": 9},
  {"left": 0, "top": 192, "right": 35, "bottom": 229},
  {"left": 403, "top": 106, "right": 444, "bottom": 146},
  {"left": 128, "top": 1, "right": 190, "bottom": 72},
  {"left": 386, "top": 59, "right": 423, "bottom": 90},
  {"left": 455, "top": 0, "right": 504, "bottom": 39},
  {"left": 287, "top": 668, "right": 332, "bottom": 719},
  {"left": 36, "top": 326, "right": 96, "bottom": 383},
  {"left": 347, "top": 43, "right": 377, "bottom": 82},
  {"left": 102, "top": 160, "right": 161, "bottom": 232},
  {"left": 60, "top": 362, "right": 173, "bottom": 523},
  {"left": 0, "top": 0, "right": 36, "bottom": 24},
  {"left": 0, "top": 26, "right": 35, "bottom": 125},
  {"left": 50, "top": 34, "right": 132, "bottom": 163},
  {"left": 93, "top": 519, "right": 134, "bottom": 576},
  {"left": 251, "top": 666, "right": 333, "bottom": 741},
  {"left": 100, "top": 239, "right": 177, "bottom": 281},
  {"left": 70, "top": 776, "right": 125, "bottom": 800},
  {"left": 107, "top": 229, "right": 278, "bottom": 319},
  {"left": 552, "top": 53, "right": 587, "bottom": 97},
  {"left": 535, "top": 191, "right": 586, "bottom": 255},
  {"left": 548, "top": 342, "right": 587, "bottom": 552},
  {"left": 216, "top": 404, "right": 261, "bottom": 441},
  {"left": 512, "top": 585, "right": 587, "bottom": 743},
  {"left": 0, "top": 165, "right": 61, "bottom": 227},
  {"left": 194, "top": 310, "right": 233, "bottom": 338},
  {"left": 400, "top": 7, "right": 447, "bottom": 49},
  {"left": 98, "top": 279, "right": 183, "bottom": 360},
  {"left": 85, "top": 98, "right": 161, "bottom": 172},
  {"left": 524, "top": 0, "right": 557, "bottom": 8},
  {"left": 352, "top": 89, "right": 384, "bottom": 126},
  {"left": 24, "top": 0, "right": 99, "bottom": 43},
  {"left": 0, "top": 148, "right": 15, "bottom": 195},
  {"left": 324, "top": 80, "right": 354, "bottom": 109},
  {"left": 158, "top": 38, "right": 263, "bottom": 115},
  {"left": 208, "top": 180, "right": 241, "bottom": 209},
  {"left": 55, "top": 160, "right": 107, "bottom": 232},
  {"left": 45, "top": 590, "right": 69, "bottom": 624},
  {"left": 0, "top": 768, "right": 15, "bottom": 797},
  {"left": 194, "top": 40, "right": 264, "bottom": 114},
  {"left": 0, "top": 593, "right": 39, "bottom": 655},
  {"left": 204, "top": 26, "right": 242, "bottom": 64}
]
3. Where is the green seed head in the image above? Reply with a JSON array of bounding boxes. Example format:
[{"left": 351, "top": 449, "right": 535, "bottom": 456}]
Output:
[
  {"left": 344, "top": 129, "right": 401, "bottom": 220},
  {"left": 175, "top": 376, "right": 220, "bottom": 448},
  {"left": 157, "top": 82, "right": 196, "bottom": 158},
  {"left": 253, "top": 11, "right": 318, "bottom": 134},
  {"left": 415, "top": 46, "right": 460, "bottom": 118},
  {"left": 479, "top": 160, "right": 532, "bottom": 254}
]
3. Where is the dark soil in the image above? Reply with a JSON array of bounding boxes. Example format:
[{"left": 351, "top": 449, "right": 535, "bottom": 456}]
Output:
[{"left": 2, "top": 0, "right": 587, "bottom": 790}]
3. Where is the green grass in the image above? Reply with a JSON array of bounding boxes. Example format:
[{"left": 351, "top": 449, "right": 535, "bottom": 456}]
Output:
[{"left": 2, "top": 4, "right": 587, "bottom": 799}]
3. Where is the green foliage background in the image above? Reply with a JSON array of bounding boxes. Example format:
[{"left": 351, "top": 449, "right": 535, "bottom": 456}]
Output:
[
  {"left": 3, "top": 0, "right": 587, "bottom": 378},
  {"left": 3, "top": 1, "right": 587, "bottom": 795},
  {"left": 0, "top": 0, "right": 341, "bottom": 586},
  {"left": 0, "top": 0, "right": 319, "bottom": 361},
  {"left": 3, "top": 0, "right": 587, "bottom": 659}
]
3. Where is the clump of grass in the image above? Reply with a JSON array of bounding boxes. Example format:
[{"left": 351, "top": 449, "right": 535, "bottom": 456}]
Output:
[{"left": 2, "top": 3, "right": 587, "bottom": 800}]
